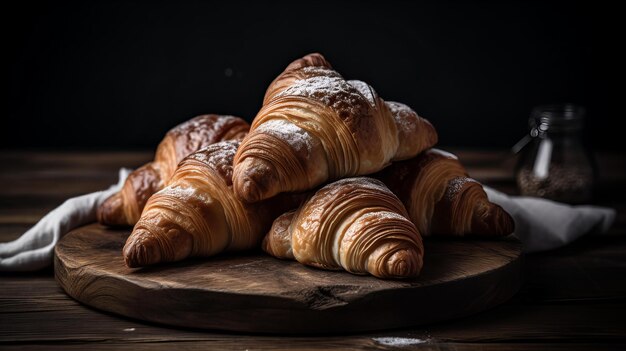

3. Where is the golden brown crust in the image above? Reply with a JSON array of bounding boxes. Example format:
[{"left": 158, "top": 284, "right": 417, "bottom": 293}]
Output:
[
  {"left": 263, "top": 53, "right": 333, "bottom": 105},
  {"left": 376, "top": 149, "right": 515, "bottom": 237},
  {"left": 97, "top": 114, "right": 250, "bottom": 227},
  {"left": 431, "top": 178, "right": 515, "bottom": 236},
  {"left": 261, "top": 210, "right": 296, "bottom": 260},
  {"left": 263, "top": 177, "right": 424, "bottom": 279},
  {"left": 164, "top": 114, "right": 250, "bottom": 166},
  {"left": 97, "top": 163, "right": 162, "bottom": 226},
  {"left": 233, "top": 53, "right": 437, "bottom": 203},
  {"left": 123, "top": 141, "right": 301, "bottom": 268},
  {"left": 385, "top": 101, "right": 439, "bottom": 160},
  {"left": 284, "top": 52, "right": 332, "bottom": 72}
]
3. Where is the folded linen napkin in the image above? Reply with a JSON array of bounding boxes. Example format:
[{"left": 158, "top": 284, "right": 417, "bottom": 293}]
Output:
[
  {"left": 484, "top": 186, "right": 616, "bottom": 253},
  {"left": 0, "top": 168, "right": 132, "bottom": 271},
  {"left": 0, "top": 168, "right": 617, "bottom": 271}
]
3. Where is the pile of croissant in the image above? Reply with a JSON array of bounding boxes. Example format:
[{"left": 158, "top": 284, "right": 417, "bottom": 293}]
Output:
[{"left": 97, "top": 53, "right": 515, "bottom": 279}]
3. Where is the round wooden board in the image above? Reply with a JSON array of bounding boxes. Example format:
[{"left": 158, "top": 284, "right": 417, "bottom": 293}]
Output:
[{"left": 54, "top": 223, "right": 523, "bottom": 334}]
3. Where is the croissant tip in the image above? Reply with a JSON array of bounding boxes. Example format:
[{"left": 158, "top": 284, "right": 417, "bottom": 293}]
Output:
[
  {"left": 373, "top": 249, "right": 422, "bottom": 279},
  {"left": 233, "top": 159, "right": 276, "bottom": 203},
  {"left": 234, "top": 177, "right": 262, "bottom": 203},
  {"left": 494, "top": 207, "right": 515, "bottom": 235},
  {"left": 123, "top": 229, "right": 162, "bottom": 268},
  {"left": 499, "top": 206, "right": 516, "bottom": 235},
  {"left": 473, "top": 203, "right": 516, "bottom": 237}
]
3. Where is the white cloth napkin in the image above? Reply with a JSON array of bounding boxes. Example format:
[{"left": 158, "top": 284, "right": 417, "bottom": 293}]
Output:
[
  {"left": 0, "top": 168, "right": 617, "bottom": 271},
  {"left": 0, "top": 168, "right": 131, "bottom": 271},
  {"left": 484, "top": 186, "right": 616, "bottom": 253}
]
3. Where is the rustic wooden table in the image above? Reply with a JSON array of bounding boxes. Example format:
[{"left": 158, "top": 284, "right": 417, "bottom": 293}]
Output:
[{"left": 1, "top": 149, "right": 625, "bottom": 350}]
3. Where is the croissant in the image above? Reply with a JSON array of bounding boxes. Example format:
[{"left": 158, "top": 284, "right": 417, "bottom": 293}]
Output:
[
  {"left": 97, "top": 114, "right": 250, "bottom": 226},
  {"left": 262, "top": 177, "right": 424, "bottom": 279},
  {"left": 375, "top": 149, "right": 515, "bottom": 237},
  {"left": 232, "top": 53, "right": 438, "bottom": 203},
  {"left": 123, "top": 140, "right": 301, "bottom": 268}
]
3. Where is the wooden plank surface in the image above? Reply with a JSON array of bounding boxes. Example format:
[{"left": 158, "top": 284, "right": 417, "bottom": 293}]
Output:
[{"left": 1, "top": 149, "right": 625, "bottom": 350}]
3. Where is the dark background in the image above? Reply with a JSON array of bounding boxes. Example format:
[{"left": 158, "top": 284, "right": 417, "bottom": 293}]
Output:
[{"left": 2, "top": 0, "right": 619, "bottom": 151}]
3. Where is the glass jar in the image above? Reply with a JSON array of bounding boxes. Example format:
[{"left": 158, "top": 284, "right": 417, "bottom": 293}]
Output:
[{"left": 515, "top": 104, "right": 596, "bottom": 204}]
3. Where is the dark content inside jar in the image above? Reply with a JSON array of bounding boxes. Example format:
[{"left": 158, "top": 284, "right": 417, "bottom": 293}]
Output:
[{"left": 515, "top": 104, "right": 596, "bottom": 204}]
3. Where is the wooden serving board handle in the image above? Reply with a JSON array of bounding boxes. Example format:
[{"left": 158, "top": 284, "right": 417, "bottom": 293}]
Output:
[{"left": 54, "top": 223, "right": 522, "bottom": 334}]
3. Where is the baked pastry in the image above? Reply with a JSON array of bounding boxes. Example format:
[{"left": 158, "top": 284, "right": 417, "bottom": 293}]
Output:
[
  {"left": 232, "top": 53, "right": 437, "bottom": 203},
  {"left": 376, "top": 149, "right": 515, "bottom": 237},
  {"left": 262, "top": 177, "right": 423, "bottom": 279},
  {"left": 97, "top": 115, "right": 249, "bottom": 226},
  {"left": 123, "top": 140, "right": 300, "bottom": 267}
]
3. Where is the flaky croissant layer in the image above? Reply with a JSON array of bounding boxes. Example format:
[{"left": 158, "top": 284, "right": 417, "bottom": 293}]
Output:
[
  {"left": 233, "top": 53, "right": 437, "bottom": 203},
  {"left": 123, "top": 140, "right": 299, "bottom": 268},
  {"left": 98, "top": 114, "right": 249, "bottom": 227},
  {"left": 263, "top": 177, "right": 424, "bottom": 279},
  {"left": 375, "top": 149, "right": 515, "bottom": 237}
]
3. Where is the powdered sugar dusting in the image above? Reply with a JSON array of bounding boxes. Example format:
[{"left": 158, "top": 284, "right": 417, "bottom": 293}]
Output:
[
  {"left": 169, "top": 115, "right": 234, "bottom": 137},
  {"left": 347, "top": 80, "right": 376, "bottom": 107},
  {"left": 185, "top": 141, "right": 239, "bottom": 184},
  {"left": 167, "top": 115, "right": 246, "bottom": 161},
  {"left": 276, "top": 69, "right": 367, "bottom": 118},
  {"left": 256, "top": 119, "right": 314, "bottom": 155},
  {"left": 187, "top": 141, "right": 238, "bottom": 165},
  {"left": 161, "top": 183, "right": 212, "bottom": 203},
  {"left": 445, "top": 177, "right": 476, "bottom": 201},
  {"left": 300, "top": 65, "right": 341, "bottom": 78},
  {"left": 386, "top": 101, "right": 419, "bottom": 134}
]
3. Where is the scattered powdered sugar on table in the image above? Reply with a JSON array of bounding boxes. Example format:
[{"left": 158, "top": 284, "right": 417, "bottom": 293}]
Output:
[{"left": 372, "top": 337, "right": 427, "bottom": 346}]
